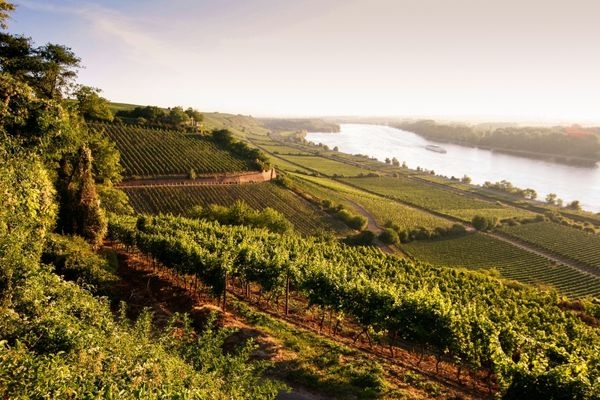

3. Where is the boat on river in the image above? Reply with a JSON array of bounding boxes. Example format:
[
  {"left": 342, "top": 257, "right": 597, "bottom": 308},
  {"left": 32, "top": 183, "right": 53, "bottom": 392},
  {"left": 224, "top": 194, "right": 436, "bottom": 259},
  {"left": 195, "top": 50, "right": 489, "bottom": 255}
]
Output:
[{"left": 425, "top": 144, "right": 447, "bottom": 153}]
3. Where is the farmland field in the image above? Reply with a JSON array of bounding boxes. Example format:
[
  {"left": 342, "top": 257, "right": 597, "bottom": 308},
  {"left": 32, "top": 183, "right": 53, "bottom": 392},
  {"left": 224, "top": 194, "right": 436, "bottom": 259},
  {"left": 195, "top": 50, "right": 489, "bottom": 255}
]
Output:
[
  {"left": 290, "top": 174, "right": 454, "bottom": 231},
  {"left": 403, "top": 233, "right": 600, "bottom": 298},
  {"left": 500, "top": 221, "right": 600, "bottom": 271},
  {"left": 122, "top": 182, "right": 348, "bottom": 236},
  {"left": 92, "top": 123, "right": 256, "bottom": 178},
  {"left": 341, "top": 176, "right": 534, "bottom": 221},
  {"left": 282, "top": 155, "right": 373, "bottom": 177}
]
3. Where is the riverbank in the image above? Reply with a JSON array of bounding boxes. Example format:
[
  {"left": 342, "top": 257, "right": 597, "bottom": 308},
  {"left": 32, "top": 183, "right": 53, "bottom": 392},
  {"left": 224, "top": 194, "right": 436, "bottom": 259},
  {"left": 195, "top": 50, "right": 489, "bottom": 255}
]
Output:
[{"left": 306, "top": 124, "right": 600, "bottom": 213}]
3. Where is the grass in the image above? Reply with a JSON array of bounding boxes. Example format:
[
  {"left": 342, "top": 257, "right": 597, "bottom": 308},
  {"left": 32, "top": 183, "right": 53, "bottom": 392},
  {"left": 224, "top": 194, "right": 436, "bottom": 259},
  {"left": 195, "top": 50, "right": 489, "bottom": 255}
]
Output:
[
  {"left": 230, "top": 300, "right": 448, "bottom": 399},
  {"left": 232, "top": 301, "right": 386, "bottom": 399}
]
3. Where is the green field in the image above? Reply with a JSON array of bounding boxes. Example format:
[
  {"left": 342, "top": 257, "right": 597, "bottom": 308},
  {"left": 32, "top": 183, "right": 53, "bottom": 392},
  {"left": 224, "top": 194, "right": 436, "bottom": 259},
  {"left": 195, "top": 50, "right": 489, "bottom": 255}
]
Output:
[
  {"left": 403, "top": 233, "right": 600, "bottom": 298},
  {"left": 341, "top": 176, "right": 534, "bottom": 221},
  {"left": 501, "top": 221, "right": 600, "bottom": 271},
  {"left": 290, "top": 174, "right": 454, "bottom": 231},
  {"left": 257, "top": 143, "right": 314, "bottom": 156},
  {"left": 93, "top": 123, "right": 256, "bottom": 178},
  {"left": 282, "top": 155, "right": 374, "bottom": 177},
  {"left": 123, "top": 182, "right": 349, "bottom": 236}
]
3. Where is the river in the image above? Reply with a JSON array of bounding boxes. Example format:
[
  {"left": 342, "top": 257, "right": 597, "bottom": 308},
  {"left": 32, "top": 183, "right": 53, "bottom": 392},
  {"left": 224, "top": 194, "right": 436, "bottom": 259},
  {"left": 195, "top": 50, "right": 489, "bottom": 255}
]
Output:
[{"left": 306, "top": 124, "right": 600, "bottom": 213}]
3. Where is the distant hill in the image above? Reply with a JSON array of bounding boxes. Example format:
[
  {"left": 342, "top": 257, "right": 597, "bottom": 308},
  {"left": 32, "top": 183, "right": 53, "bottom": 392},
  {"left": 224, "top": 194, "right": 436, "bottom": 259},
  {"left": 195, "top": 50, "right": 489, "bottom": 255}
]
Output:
[{"left": 259, "top": 118, "right": 340, "bottom": 133}]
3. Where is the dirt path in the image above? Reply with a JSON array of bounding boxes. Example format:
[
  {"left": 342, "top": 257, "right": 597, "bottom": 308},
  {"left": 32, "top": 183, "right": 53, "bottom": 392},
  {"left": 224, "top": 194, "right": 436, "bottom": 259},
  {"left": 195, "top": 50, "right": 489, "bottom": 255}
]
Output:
[{"left": 345, "top": 199, "right": 381, "bottom": 234}]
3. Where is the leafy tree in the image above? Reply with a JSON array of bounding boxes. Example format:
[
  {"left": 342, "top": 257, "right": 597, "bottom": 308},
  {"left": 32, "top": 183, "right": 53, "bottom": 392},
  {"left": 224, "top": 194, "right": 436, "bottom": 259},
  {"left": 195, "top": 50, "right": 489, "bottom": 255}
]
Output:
[
  {"left": 522, "top": 188, "right": 537, "bottom": 200},
  {"left": 379, "top": 228, "right": 399, "bottom": 245},
  {"left": 87, "top": 132, "right": 122, "bottom": 184},
  {"left": 212, "top": 128, "right": 234, "bottom": 145},
  {"left": 0, "top": 145, "right": 56, "bottom": 304},
  {"left": 566, "top": 200, "right": 581, "bottom": 211},
  {"left": 344, "top": 230, "right": 376, "bottom": 246},
  {"left": 164, "top": 106, "right": 190, "bottom": 127},
  {"left": 546, "top": 193, "right": 557, "bottom": 205},
  {"left": 0, "top": 30, "right": 80, "bottom": 99},
  {"left": 97, "top": 186, "right": 133, "bottom": 215},
  {"left": 184, "top": 107, "right": 203, "bottom": 123},
  {"left": 74, "top": 85, "right": 113, "bottom": 122},
  {"left": 0, "top": 1, "right": 14, "bottom": 29},
  {"left": 472, "top": 215, "right": 497, "bottom": 231},
  {"left": 32, "top": 43, "right": 81, "bottom": 99},
  {"left": 57, "top": 146, "right": 107, "bottom": 248}
]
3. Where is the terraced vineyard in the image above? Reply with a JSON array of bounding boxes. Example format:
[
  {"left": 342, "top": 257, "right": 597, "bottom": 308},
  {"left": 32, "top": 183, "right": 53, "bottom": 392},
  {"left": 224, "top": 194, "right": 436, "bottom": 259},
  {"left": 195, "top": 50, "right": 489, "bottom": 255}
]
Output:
[
  {"left": 91, "top": 123, "right": 256, "bottom": 178},
  {"left": 403, "top": 233, "right": 600, "bottom": 298},
  {"left": 500, "top": 221, "right": 600, "bottom": 271},
  {"left": 341, "top": 176, "right": 534, "bottom": 221},
  {"left": 123, "top": 182, "right": 348, "bottom": 236}
]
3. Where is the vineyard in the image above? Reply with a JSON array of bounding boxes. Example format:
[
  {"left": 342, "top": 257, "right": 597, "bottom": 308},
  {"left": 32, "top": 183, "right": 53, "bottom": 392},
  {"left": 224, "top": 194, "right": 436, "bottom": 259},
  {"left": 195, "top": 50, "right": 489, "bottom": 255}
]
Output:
[
  {"left": 500, "top": 221, "right": 600, "bottom": 272},
  {"left": 341, "top": 176, "right": 534, "bottom": 221},
  {"left": 403, "top": 232, "right": 600, "bottom": 299},
  {"left": 91, "top": 123, "right": 257, "bottom": 178},
  {"left": 290, "top": 173, "right": 454, "bottom": 231},
  {"left": 282, "top": 155, "right": 374, "bottom": 177},
  {"left": 108, "top": 214, "right": 600, "bottom": 399},
  {"left": 123, "top": 182, "right": 348, "bottom": 236}
]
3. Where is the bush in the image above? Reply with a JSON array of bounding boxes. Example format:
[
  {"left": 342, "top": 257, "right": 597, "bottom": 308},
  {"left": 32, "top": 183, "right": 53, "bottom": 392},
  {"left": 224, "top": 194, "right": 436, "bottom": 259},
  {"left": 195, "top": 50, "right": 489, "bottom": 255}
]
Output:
[
  {"left": 472, "top": 215, "right": 497, "bottom": 231},
  {"left": 344, "top": 230, "right": 376, "bottom": 246},
  {"left": 379, "top": 228, "right": 399, "bottom": 245}
]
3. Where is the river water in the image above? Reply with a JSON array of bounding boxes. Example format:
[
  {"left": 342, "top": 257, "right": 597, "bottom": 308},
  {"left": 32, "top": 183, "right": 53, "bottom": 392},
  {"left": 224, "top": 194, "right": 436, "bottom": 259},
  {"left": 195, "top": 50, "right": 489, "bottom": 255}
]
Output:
[{"left": 306, "top": 124, "right": 600, "bottom": 213}]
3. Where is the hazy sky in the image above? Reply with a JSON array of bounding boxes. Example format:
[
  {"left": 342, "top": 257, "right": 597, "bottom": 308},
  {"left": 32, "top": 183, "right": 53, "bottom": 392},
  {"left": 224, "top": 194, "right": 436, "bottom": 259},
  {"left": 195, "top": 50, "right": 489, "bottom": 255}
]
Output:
[{"left": 7, "top": 0, "right": 600, "bottom": 121}]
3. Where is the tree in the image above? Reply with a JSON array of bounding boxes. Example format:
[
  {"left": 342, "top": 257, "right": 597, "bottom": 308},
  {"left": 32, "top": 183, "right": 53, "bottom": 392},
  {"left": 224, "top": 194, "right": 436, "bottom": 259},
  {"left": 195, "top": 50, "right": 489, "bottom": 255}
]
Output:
[
  {"left": 461, "top": 175, "right": 471, "bottom": 184},
  {"left": 0, "top": 72, "right": 82, "bottom": 162},
  {"left": 522, "top": 188, "right": 537, "bottom": 200},
  {"left": 0, "top": 145, "right": 56, "bottom": 304},
  {"left": 566, "top": 200, "right": 581, "bottom": 211},
  {"left": 212, "top": 129, "right": 234, "bottom": 145},
  {"left": 379, "top": 228, "right": 399, "bottom": 245},
  {"left": 472, "top": 215, "right": 497, "bottom": 231},
  {"left": 184, "top": 107, "right": 203, "bottom": 124},
  {"left": 546, "top": 193, "right": 557, "bottom": 205},
  {"left": 97, "top": 186, "right": 133, "bottom": 215},
  {"left": 58, "top": 146, "right": 107, "bottom": 248},
  {"left": 164, "top": 106, "right": 190, "bottom": 128},
  {"left": 74, "top": 85, "right": 113, "bottom": 122},
  {"left": 0, "top": 33, "right": 37, "bottom": 78},
  {"left": 0, "top": 1, "right": 15, "bottom": 29},
  {"left": 32, "top": 43, "right": 81, "bottom": 98}
]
